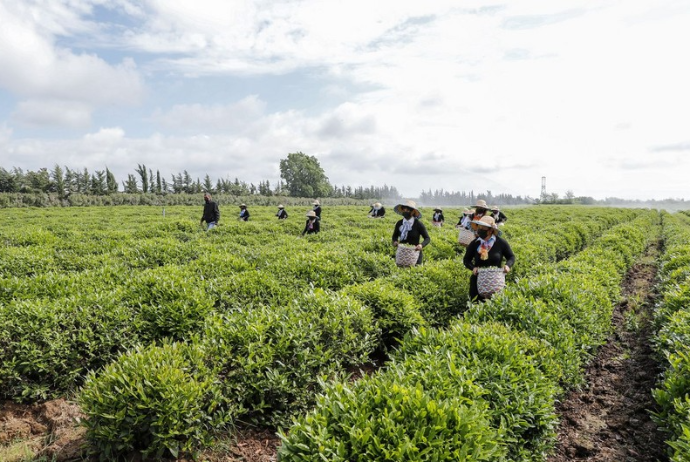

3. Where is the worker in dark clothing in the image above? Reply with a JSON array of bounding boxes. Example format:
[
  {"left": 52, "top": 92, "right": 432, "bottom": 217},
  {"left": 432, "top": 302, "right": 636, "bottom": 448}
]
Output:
[
  {"left": 276, "top": 204, "right": 288, "bottom": 219},
  {"left": 491, "top": 206, "right": 508, "bottom": 225},
  {"left": 302, "top": 210, "right": 320, "bottom": 235},
  {"left": 312, "top": 200, "right": 322, "bottom": 218},
  {"left": 369, "top": 202, "right": 386, "bottom": 218},
  {"left": 431, "top": 208, "right": 445, "bottom": 227},
  {"left": 463, "top": 215, "right": 515, "bottom": 301},
  {"left": 392, "top": 200, "right": 431, "bottom": 265},
  {"left": 238, "top": 204, "right": 250, "bottom": 221},
  {"left": 200, "top": 193, "right": 220, "bottom": 230}
]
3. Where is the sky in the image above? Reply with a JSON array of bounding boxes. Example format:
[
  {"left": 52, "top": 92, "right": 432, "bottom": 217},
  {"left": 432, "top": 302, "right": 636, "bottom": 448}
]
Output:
[{"left": 0, "top": 0, "right": 688, "bottom": 201}]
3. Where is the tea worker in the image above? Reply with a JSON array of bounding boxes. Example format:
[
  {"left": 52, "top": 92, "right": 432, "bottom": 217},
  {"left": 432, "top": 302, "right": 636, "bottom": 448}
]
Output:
[
  {"left": 463, "top": 215, "right": 515, "bottom": 301},
  {"left": 456, "top": 209, "right": 472, "bottom": 229},
  {"left": 200, "top": 193, "right": 220, "bottom": 230},
  {"left": 468, "top": 199, "right": 490, "bottom": 232},
  {"left": 491, "top": 205, "right": 508, "bottom": 225},
  {"left": 238, "top": 204, "right": 250, "bottom": 221},
  {"left": 312, "top": 200, "right": 322, "bottom": 219},
  {"left": 370, "top": 202, "right": 386, "bottom": 218},
  {"left": 302, "top": 210, "right": 320, "bottom": 235},
  {"left": 276, "top": 204, "right": 288, "bottom": 219},
  {"left": 431, "top": 208, "right": 445, "bottom": 227},
  {"left": 392, "top": 200, "right": 430, "bottom": 265}
]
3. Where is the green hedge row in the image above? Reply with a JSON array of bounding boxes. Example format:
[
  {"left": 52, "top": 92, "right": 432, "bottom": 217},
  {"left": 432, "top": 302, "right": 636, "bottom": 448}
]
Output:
[
  {"left": 652, "top": 212, "right": 690, "bottom": 461},
  {"left": 78, "top": 289, "right": 379, "bottom": 458},
  {"left": 278, "top": 211, "right": 658, "bottom": 461},
  {"left": 0, "top": 207, "right": 640, "bottom": 402}
]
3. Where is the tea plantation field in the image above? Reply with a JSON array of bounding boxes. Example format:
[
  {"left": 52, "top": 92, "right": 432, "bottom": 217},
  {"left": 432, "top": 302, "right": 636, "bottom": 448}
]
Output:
[{"left": 2, "top": 205, "right": 685, "bottom": 461}]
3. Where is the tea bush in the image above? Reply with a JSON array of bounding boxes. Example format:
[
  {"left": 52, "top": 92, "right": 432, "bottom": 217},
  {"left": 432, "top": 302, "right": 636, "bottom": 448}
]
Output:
[
  {"left": 342, "top": 279, "right": 426, "bottom": 351},
  {"left": 278, "top": 373, "right": 505, "bottom": 461},
  {"left": 0, "top": 293, "right": 139, "bottom": 401},
  {"left": 394, "top": 322, "right": 561, "bottom": 460},
  {"left": 652, "top": 213, "right": 690, "bottom": 460},
  {"left": 198, "top": 289, "right": 378, "bottom": 427},
  {"left": 79, "top": 341, "right": 226, "bottom": 460}
]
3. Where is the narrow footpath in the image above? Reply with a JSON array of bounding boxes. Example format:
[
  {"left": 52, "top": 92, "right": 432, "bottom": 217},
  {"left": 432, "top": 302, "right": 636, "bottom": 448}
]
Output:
[{"left": 547, "top": 240, "right": 669, "bottom": 462}]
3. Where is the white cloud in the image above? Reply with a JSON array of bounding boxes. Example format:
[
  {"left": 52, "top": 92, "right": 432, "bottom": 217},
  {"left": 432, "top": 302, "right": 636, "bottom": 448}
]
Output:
[
  {"left": 150, "top": 95, "right": 267, "bottom": 132},
  {"left": 1, "top": 0, "right": 689, "bottom": 200},
  {"left": 0, "top": 0, "right": 145, "bottom": 120},
  {"left": 12, "top": 100, "right": 92, "bottom": 128}
]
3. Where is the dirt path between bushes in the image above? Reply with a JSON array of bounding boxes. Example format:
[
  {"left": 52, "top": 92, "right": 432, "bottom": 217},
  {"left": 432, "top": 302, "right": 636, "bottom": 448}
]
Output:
[
  {"left": 547, "top": 240, "right": 669, "bottom": 462},
  {"left": 0, "top": 241, "right": 671, "bottom": 461}
]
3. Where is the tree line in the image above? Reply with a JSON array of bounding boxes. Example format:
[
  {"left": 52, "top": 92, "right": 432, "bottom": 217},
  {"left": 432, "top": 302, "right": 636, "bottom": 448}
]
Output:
[
  {"left": 0, "top": 152, "right": 402, "bottom": 201},
  {"left": 418, "top": 189, "right": 535, "bottom": 206}
]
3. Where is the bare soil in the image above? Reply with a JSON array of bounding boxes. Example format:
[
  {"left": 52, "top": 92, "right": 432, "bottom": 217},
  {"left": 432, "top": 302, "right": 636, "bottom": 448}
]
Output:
[
  {"left": 0, "top": 398, "right": 86, "bottom": 461},
  {"left": 547, "top": 240, "right": 669, "bottom": 462}
]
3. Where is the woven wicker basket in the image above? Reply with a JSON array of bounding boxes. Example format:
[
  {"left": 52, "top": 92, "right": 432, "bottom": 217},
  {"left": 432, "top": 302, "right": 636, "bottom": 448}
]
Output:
[
  {"left": 458, "top": 228, "right": 475, "bottom": 247},
  {"left": 477, "top": 267, "right": 506, "bottom": 298},
  {"left": 396, "top": 245, "right": 419, "bottom": 267}
]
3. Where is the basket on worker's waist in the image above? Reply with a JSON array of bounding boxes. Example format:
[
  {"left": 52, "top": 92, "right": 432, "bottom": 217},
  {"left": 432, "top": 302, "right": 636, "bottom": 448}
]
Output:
[
  {"left": 458, "top": 228, "right": 475, "bottom": 247},
  {"left": 477, "top": 267, "right": 506, "bottom": 298},
  {"left": 432, "top": 221, "right": 442, "bottom": 228},
  {"left": 396, "top": 244, "right": 419, "bottom": 267}
]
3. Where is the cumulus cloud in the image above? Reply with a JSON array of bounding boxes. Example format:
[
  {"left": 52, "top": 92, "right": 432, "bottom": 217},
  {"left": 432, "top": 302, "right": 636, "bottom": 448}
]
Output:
[
  {"left": 149, "top": 96, "right": 267, "bottom": 133},
  {"left": 501, "top": 8, "right": 587, "bottom": 30},
  {"left": 0, "top": 0, "right": 145, "bottom": 127},
  {"left": 649, "top": 142, "right": 690, "bottom": 152},
  {"left": 12, "top": 100, "right": 92, "bottom": 128},
  {"left": 83, "top": 127, "right": 126, "bottom": 144},
  {"left": 313, "top": 103, "right": 377, "bottom": 139},
  {"left": 2, "top": 1, "right": 690, "bottom": 200}
]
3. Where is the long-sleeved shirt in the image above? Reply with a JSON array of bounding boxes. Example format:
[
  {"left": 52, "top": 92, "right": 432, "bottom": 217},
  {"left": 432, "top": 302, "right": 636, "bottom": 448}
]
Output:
[
  {"left": 302, "top": 218, "right": 320, "bottom": 235},
  {"left": 370, "top": 207, "right": 386, "bottom": 218},
  {"left": 392, "top": 218, "right": 431, "bottom": 246},
  {"left": 492, "top": 210, "right": 508, "bottom": 224},
  {"left": 463, "top": 236, "right": 515, "bottom": 270},
  {"left": 201, "top": 201, "right": 220, "bottom": 224},
  {"left": 276, "top": 209, "right": 288, "bottom": 219}
]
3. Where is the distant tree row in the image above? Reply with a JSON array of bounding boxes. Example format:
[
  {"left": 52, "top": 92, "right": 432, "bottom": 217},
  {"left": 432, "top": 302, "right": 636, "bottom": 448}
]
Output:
[
  {"left": 0, "top": 152, "right": 401, "bottom": 201},
  {"left": 418, "top": 188, "right": 535, "bottom": 206}
]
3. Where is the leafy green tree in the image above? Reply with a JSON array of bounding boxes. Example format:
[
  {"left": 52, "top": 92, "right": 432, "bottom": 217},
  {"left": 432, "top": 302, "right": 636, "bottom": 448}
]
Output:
[
  {"left": 91, "top": 170, "right": 107, "bottom": 195},
  {"left": 27, "top": 168, "right": 51, "bottom": 192},
  {"left": 203, "top": 174, "right": 213, "bottom": 193},
  {"left": 183, "top": 171, "right": 192, "bottom": 193},
  {"left": 106, "top": 168, "right": 118, "bottom": 194},
  {"left": 279, "top": 152, "right": 332, "bottom": 198},
  {"left": 0, "top": 167, "right": 19, "bottom": 192},
  {"left": 135, "top": 164, "right": 149, "bottom": 193},
  {"left": 123, "top": 174, "right": 139, "bottom": 193},
  {"left": 51, "top": 164, "right": 65, "bottom": 196}
]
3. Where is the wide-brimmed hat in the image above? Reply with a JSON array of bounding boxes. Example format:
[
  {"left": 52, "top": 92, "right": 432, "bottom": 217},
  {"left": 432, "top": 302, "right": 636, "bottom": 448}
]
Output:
[
  {"left": 306, "top": 210, "right": 317, "bottom": 218},
  {"left": 491, "top": 205, "right": 500, "bottom": 211},
  {"left": 433, "top": 208, "right": 442, "bottom": 212},
  {"left": 374, "top": 202, "right": 382, "bottom": 207},
  {"left": 471, "top": 215, "right": 498, "bottom": 229},
  {"left": 393, "top": 200, "right": 422, "bottom": 218},
  {"left": 474, "top": 199, "right": 488, "bottom": 209},
  {"left": 462, "top": 209, "right": 471, "bottom": 215},
  {"left": 239, "top": 204, "right": 247, "bottom": 208},
  {"left": 278, "top": 204, "right": 284, "bottom": 208},
  {"left": 312, "top": 200, "right": 320, "bottom": 205}
]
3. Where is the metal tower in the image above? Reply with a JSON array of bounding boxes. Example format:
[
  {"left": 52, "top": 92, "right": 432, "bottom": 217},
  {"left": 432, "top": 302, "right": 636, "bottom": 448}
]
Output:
[{"left": 541, "top": 176, "right": 547, "bottom": 200}]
